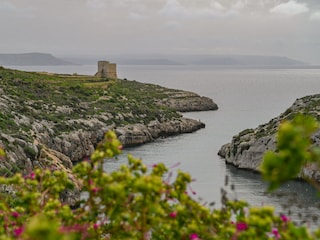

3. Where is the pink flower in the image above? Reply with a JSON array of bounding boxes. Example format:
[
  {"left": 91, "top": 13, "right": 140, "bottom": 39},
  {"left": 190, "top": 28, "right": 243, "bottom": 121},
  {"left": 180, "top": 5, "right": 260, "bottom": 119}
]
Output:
[
  {"left": 13, "top": 226, "right": 24, "bottom": 237},
  {"left": 236, "top": 222, "right": 248, "bottom": 232},
  {"left": 190, "top": 233, "right": 200, "bottom": 240},
  {"left": 91, "top": 187, "right": 100, "bottom": 193},
  {"left": 169, "top": 212, "right": 177, "bottom": 218},
  {"left": 280, "top": 214, "right": 289, "bottom": 223},
  {"left": 93, "top": 223, "right": 100, "bottom": 230},
  {"left": 30, "top": 172, "right": 35, "bottom": 180},
  {"left": 11, "top": 212, "right": 19, "bottom": 218},
  {"left": 272, "top": 228, "right": 281, "bottom": 239},
  {"left": 24, "top": 172, "right": 36, "bottom": 180}
]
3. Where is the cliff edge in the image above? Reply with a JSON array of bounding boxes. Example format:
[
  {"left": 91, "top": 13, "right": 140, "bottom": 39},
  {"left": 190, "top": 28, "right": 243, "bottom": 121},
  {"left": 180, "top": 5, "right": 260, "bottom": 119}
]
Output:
[
  {"left": 0, "top": 67, "right": 217, "bottom": 178},
  {"left": 218, "top": 94, "right": 320, "bottom": 181}
]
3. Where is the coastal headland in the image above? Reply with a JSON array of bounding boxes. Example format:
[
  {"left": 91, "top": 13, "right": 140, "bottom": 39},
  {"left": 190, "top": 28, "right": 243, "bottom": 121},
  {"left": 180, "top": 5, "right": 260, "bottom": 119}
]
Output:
[
  {"left": 0, "top": 66, "right": 217, "bottom": 179},
  {"left": 218, "top": 94, "right": 320, "bottom": 181}
]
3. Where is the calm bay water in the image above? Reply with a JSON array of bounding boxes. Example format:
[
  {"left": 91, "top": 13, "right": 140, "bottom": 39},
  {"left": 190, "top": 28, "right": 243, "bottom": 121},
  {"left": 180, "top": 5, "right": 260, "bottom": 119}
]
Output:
[{"left": 9, "top": 64, "right": 320, "bottom": 225}]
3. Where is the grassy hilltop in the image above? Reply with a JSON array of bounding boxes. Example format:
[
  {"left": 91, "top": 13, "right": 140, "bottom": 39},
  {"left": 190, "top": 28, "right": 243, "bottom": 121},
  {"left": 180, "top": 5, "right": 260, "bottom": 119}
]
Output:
[
  {"left": 0, "top": 67, "right": 216, "bottom": 177},
  {"left": 0, "top": 67, "right": 181, "bottom": 134}
]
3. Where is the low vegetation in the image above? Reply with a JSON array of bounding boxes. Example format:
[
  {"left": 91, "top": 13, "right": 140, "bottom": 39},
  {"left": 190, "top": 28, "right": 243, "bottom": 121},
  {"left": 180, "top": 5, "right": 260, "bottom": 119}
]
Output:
[
  {"left": 1, "top": 67, "right": 319, "bottom": 239},
  {"left": 0, "top": 67, "right": 213, "bottom": 178},
  {"left": 0, "top": 115, "right": 319, "bottom": 239},
  {"left": 0, "top": 67, "right": 180, "bottom": 136}
]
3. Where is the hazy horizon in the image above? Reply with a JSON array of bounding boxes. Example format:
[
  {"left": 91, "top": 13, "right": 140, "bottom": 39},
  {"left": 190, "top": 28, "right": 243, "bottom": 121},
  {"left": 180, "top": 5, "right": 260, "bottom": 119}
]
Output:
[{"left": 1, "top": 0, "right": 320, "bottom": 64}]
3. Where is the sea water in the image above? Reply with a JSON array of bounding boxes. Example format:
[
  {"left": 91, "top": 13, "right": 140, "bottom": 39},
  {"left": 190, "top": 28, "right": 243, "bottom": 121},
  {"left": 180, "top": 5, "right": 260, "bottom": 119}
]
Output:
[{"left": 9, "top": 64, "right": 320, "bottom": 226}]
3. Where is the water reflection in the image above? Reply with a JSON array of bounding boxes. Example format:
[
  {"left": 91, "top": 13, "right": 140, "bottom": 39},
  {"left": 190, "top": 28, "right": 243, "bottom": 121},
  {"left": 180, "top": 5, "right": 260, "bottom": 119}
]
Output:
[{"left": 226, "top": 164, "right": 320, "bottom": 227}]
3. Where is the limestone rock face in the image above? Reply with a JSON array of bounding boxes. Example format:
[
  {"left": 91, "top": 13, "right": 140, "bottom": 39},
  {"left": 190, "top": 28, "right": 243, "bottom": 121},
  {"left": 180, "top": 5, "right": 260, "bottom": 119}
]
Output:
[
  {"left": 44, "top": 129, "right": 109, "bottom": 162},
  {"left": 116, "top": 118, "right": 205, "bottom": 147},
  {"left": 218, "top": 94, "right": 320, "bottom": 180},
  {"left": 157, "top": 91, "right": 218, "bottom": 112},
  {"left": 19, "top": 90, "right": 213, "bottom": 163},
  {"left": 0, "top": 67, "right": 218, "bottom": 205},
  {"left": 0, "top": 85, "right": 212, "bottom": 168},
  {"left": 219, "top": 134, "right": 277, "bottom": 171}
]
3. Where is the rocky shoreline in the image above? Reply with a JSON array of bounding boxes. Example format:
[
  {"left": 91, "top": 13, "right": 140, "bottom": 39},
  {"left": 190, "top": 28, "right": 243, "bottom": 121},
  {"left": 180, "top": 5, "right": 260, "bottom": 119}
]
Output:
[
  {"left": 0, "top": 67, "right": 217, "bottom": 177},
  {"left": 156, "top": 90, "right": 218, "bottom": 112},
  {"left": 116, "top": 118, "right": 205, "bottom": 147},
  {"left": 36, "top": 116, "right": 207, "bottom": 166},
  {"left": 0, "top": 67, "right": 218, "bottom": 205},
  {"left": 1, "top": 115, "right": 208, "bottom": 206},
  {"left": 218, "top": 94, "right": 320, "bottom": 181},
  {"left": 28, "top": 92, "right": 214, "bottom": 165}
]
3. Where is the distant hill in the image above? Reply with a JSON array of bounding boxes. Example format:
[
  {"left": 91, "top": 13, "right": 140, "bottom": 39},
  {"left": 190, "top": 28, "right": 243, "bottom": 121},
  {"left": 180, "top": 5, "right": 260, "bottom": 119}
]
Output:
[
  {"left": 119, "top": 58, "right": 182, "bottom": 65},
  {"left": 0, "top": 53, "right": 72, "bottom": 66},
  {"left": 191, "top": 55, "right": 306, "bottom": 66},
  {"left": 63, "top": 54, "right": 308, "bottom": 67}
]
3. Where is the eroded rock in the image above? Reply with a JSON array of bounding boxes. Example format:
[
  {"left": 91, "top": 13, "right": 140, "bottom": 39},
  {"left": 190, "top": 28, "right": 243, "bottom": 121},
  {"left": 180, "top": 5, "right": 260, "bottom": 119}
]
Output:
[{"left": 218, "top": 94, "right": 320, "bottom": 180}]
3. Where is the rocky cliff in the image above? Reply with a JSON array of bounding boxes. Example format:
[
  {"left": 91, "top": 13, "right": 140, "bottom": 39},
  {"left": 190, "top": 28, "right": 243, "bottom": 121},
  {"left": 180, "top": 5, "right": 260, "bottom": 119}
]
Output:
[
  {"left": 156, "top": 91, "right": 218, "bottom": 112},
  {"left": 0, "top": 67, "right": 216, "bottom": 180},
  {"left": 218, "top": 94, "right": 320, "bottom": 181}
]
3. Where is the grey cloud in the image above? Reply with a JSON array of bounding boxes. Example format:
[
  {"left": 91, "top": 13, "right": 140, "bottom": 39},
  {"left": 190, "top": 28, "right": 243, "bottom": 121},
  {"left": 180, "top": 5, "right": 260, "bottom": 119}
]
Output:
[
  {"left": 310, "top": 11, "right": 320, "bottom": 21},
  {"left": 0, "top": 0, "right": 35, "bottom": 18},
  {"left": 0, "top": 0, "right": 320, "bottom": 64},
  {"left": 158, "top": 0, "right": 239, "bottom": 18},
  {"left": 163, "top": 21, "right": 181, "bottom": 29},
  {"left": 128, "top": 12, "right": 147, "bottom": 20},
  {"left": 86, "top": 0, "right": 106, "bottom": 9},
  {"left": 0, "top": 1, "right": 16, "bottom": 12},
  {"left": 270, "top": 0, "right": 309, "bottom": 15}
]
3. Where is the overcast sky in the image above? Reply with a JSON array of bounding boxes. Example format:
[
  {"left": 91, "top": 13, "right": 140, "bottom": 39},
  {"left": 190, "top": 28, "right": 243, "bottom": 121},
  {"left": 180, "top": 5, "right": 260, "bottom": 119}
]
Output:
[{"left": 1, "top": 0, "right": 320, "bottom": 64}]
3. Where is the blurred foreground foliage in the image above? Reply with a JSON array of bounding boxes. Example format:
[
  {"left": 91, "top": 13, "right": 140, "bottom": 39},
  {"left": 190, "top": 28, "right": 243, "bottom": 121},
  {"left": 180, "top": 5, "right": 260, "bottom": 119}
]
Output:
[
  {"left": 0, "top": 116, "right": 320, "bottom": 239},
  {"left": 261, "top": 114, "right": 320, "bottom": 191}
]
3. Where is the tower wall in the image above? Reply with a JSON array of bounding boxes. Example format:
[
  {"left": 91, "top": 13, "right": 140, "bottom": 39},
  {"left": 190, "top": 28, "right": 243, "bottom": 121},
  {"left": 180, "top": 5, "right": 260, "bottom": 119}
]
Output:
[
  {"left": 108, "top": 63, "right": 117, "bottom": 79},
  {"left": 95, "top": 61, "right": 117, "bottom": 79}
]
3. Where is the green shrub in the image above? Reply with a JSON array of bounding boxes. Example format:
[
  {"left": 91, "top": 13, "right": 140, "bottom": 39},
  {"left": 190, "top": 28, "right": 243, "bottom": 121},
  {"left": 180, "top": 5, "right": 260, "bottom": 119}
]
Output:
[
  {"left": 0, "top": 125, "right": 319, "bottom": 239},
  {"left": 261, "top": 114, "right": 320, "bottom": 191}
]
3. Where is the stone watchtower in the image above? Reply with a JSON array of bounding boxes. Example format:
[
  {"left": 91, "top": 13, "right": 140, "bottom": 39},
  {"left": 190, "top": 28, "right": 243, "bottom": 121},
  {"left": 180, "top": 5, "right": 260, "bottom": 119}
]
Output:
[{"left": 95, "top": 61, "right": 117, "bottom": 79}]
